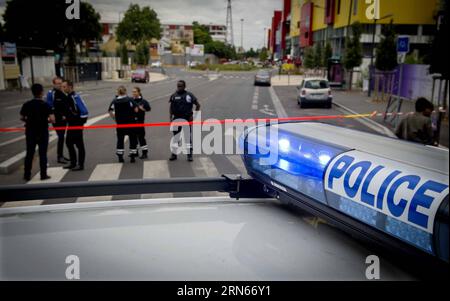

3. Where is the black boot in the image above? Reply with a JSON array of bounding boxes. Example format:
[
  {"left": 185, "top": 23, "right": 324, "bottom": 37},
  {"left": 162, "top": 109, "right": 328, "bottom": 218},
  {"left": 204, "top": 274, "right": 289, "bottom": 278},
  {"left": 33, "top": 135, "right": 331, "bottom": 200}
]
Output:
[
  {"left": 57, "top": 157, "right": 69, "bottom": 164},
  {"left": 187, "top": 154, "right": 193, "bottom": 162},
  {"left": 118, "top": 155, "right": 124, "bottom": 163},
  {"left": 140, "top": 150, "right": 148, "bottom": 159},
  {"left": 169, "top": 154, "right": 177, "bottom": 161}
]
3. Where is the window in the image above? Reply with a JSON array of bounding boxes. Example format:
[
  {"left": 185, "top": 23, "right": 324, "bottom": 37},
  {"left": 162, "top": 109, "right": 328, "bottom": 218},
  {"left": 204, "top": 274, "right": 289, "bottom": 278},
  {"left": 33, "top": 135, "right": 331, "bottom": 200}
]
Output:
[
  {"left": 337, "top": 0, "right": 341, "bottom": 15},
  {"left": 353, "top": 0, "right": 358, "bottom": 15}
]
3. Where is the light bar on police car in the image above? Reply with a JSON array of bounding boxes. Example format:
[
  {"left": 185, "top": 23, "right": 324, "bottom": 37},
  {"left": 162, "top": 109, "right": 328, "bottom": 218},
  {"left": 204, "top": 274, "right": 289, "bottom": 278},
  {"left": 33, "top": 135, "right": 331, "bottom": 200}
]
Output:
[{"left": 240, "top": 122, "right": 449, "bottom": 263}]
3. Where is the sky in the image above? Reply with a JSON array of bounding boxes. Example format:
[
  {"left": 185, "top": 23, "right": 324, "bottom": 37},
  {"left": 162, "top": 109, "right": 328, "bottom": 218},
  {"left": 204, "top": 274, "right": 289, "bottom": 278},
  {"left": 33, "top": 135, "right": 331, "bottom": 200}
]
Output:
[{"left": 0, "top": 0, "right": 283, "bottom": 50}]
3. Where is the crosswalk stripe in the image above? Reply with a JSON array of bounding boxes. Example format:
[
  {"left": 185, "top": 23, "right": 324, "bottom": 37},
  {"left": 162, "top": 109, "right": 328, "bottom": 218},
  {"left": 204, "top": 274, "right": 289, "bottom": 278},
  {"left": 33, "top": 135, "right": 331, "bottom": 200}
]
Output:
[
  {"left": 142, "top": 160, "right": 173, "bottom": 199},
  {"left": 1, "top": 167, "right": 68, "bottom": 208},
  {"left": 227, "top": 155, "right": 248, "bottom": 177},
  {"left": 76, "top": 163, "right": 123, "bottom": 203},
  {"left": 192, "top": 157, "right": 226, "bottom": 197}
]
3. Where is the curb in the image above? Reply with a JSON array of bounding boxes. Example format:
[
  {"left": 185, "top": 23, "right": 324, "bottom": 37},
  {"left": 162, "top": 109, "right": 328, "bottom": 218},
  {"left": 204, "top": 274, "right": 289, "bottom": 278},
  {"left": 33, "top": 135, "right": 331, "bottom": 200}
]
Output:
[{"left": 333, "top": 101, "right": 398, "bottom": 138}]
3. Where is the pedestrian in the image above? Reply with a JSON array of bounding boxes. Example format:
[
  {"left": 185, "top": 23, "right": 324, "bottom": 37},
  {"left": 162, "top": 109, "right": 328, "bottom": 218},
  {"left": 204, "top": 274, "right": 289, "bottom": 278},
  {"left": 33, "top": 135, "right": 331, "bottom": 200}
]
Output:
[
  {"left": 109, "top": 86, "right": 139, "bottom": 163},
  {"left": 20, "top": 83, "right": 55, "bottom": 181},
  {"left": 395, "top": 97, "right": 435, "bottom": 145},
  {"left": 62, "top": 80, "right": 89, "bottom": 171},
  {"left": 169, "top": 80, "right": 201, "bottom": 162},
  {"left": 132, "top": 87, "right": 151, "bottom": 159},
  {"left": 46, "top": 76, "right": 70, "bottom": 164}
]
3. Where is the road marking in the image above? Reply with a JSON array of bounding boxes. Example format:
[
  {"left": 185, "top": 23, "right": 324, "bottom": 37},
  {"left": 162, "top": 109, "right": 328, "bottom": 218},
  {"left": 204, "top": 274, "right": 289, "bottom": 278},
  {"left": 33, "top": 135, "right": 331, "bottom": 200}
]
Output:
[
  {"left": 0, "top": 135, "right": 25, "bottom": 148},
  {"left": 252, "top": 87, "right": 259, "bottom": 111},
  {"left": 142, "top": 160, "right": 173, "bottom": 199},
  {"left": 268, "top": 86, "right": 288, "bottom": 118},
  {"left": 227, "top": 155, "right": 248, "bottom": 177},
  {"left": 333, "top": 102, "right": 397, "bottom": 138},
  {"left": 1, "top": 167, "right": 68, "bottom": 208},
  {"left": 0, "top": 113, "right": 110, "bottom": 174},
  {"left": 76, "top": 163, "right": 123, "bottom": 203},
  {"left": 192, "top": 157, "right": 225, "bottom": 197}
]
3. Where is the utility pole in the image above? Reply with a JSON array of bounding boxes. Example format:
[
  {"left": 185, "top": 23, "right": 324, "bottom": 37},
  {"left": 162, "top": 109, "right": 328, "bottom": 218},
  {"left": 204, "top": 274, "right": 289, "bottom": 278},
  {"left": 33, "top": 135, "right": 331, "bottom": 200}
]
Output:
[
  {"left": 225, "top": 0, "right": 234, "bottom": 47},
  {"left": 241, "top": 18, "right": 244, "bottom": 52}
]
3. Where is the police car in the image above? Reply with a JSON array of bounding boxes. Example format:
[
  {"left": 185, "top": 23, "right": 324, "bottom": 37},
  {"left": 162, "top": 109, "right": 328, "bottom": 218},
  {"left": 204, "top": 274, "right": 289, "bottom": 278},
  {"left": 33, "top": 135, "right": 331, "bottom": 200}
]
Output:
[{"left": 0, "top": 122, "right": 448, "bottom": 280}]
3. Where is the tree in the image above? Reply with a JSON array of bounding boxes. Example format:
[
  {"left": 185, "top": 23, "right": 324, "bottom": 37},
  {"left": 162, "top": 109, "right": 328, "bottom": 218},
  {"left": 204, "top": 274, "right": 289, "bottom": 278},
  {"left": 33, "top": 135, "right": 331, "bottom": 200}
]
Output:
[
  {"left": 375, "top": 20, "right": 398, "bottom": 71},
  {"left": 343, "top": 21, "right": 363, "bottom": 90},
  {"left": 116, "top": 4, "right": 161, "bottom": 46},
  {"left": 3, "top": 0, "right": 101, "bottom": 64},
  {"left": 133, "top": 41, "right": 150, "bottom": 65},
  {"left": 303, "top": 47, "right": 315, "bottom": 69},
  {"left": 193, "top": 22, "right": 213, "bottom": 45},
  {"left": 430, "top": 0, "right": 449, "bottom": 79},
  {"left": 246, "top": 48, "right": 257, "bottom": 58},
  {"left": 313, "top": 42, "right": 323, "bottom": 68},
  {"left": 323, "top": 42, "right": 333, "bottom": 67},
  {"left": 205, "top": 41, "right": 236, "bottom": 59},
  {"left": 119, "top": 44, "right": 129, "bottom": 66},
  {"left": 259, "top": 47, "right": 269, "bottom": 62}
]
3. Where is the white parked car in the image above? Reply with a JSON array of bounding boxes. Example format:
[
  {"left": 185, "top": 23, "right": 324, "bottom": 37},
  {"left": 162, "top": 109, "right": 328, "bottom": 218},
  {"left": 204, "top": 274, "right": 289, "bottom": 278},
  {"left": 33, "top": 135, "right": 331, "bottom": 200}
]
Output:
[
  {"left": 151, "top": 61, "right": 162, "bottom": 68},
  {"left": 297, "top": 78, "right": 333, "bottom": 109}
]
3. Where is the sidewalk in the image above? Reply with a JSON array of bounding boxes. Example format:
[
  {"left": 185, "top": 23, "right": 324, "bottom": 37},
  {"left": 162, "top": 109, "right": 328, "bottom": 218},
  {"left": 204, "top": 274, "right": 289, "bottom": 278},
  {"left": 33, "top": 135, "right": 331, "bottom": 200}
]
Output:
[{"left": 332, "top": 90, "right": 449, "bottom": 148}]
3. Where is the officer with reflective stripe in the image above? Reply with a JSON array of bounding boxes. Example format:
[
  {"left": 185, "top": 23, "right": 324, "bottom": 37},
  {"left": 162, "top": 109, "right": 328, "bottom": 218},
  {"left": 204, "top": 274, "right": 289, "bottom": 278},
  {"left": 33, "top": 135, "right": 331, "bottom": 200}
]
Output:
[
  {"left": 109, "top": 86, "right": 139, "bottom": 163},
  {"left": 132, "top": 87, "right": 151, "bottom": 159},
  {"left": 62, "top": 80, "right": 89, "bottom": 171},
  {"left": 169, "top": 80, "right": 201, "bottom": 162},
  {"left": 46, "top": 76, "right": 70, "bottom": 164}
]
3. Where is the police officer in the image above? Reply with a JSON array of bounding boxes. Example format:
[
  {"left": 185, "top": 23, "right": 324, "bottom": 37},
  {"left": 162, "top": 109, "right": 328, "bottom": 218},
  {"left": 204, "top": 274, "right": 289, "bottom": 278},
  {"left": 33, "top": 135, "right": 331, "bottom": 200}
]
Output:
[
  {"left": 132, "top": 87, "right": 151, "bottom": 159},
  {"left": 20, "top": 84, "right": 55, "bottom": 181},
  {"left": 109, "top": 86, "right": 139, "bottom": 163},
  {"left": 62, "top": 80, "right": 89, "bottom": 171},
  {"left": 46, "top": 76, "right": 70, "bottom": 164},
  {"left": 169, "top": 80, "right": 201, "bottom": 162}
]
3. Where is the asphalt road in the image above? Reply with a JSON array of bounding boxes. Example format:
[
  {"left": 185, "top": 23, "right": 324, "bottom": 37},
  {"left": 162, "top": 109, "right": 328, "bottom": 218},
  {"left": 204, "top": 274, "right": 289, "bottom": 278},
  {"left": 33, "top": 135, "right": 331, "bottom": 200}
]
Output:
[{"left": 0, "top": 67, "right": 382, "bottom": 206}]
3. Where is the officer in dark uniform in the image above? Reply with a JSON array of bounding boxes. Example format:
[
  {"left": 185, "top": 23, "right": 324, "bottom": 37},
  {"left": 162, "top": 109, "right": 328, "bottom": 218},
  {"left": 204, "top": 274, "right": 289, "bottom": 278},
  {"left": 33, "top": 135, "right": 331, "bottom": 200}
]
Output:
[
  {"left": 109, "top": 86, "right": 139, "bottom": 163},
  {"left": 132, "top": 87, "right": 151, "bottom": 159},
  {"left": 62, "top": 80, "right": 89, "bottom": 171},
  {"left": 46, "top": 76, "right": 70, "bottom": 164},
  {"left": 20, "top": 84, "right": 55, "bottom": 181},
  {"left": 169, "top": 80, "right": 201, "bottom": 162}
]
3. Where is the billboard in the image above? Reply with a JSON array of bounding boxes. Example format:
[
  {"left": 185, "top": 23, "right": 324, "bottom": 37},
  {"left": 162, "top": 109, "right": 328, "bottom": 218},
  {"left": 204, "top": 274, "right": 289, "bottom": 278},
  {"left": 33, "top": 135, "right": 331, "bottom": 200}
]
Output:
[
  {"left": 189, "top": 44, "right": 204, "bottom": 56},
  {"left": 300, "top": 2, "right": 313, "bottom": 48},
  {"left": 1, "top": 42, "right": 17, "bottom": 58}
]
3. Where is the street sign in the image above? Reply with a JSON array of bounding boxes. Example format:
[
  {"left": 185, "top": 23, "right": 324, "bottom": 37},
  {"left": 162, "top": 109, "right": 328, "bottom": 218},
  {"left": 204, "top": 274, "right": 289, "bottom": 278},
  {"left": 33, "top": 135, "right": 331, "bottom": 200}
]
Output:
[{"left": 397, "top": 36, "right": 410, "bottom": 53}]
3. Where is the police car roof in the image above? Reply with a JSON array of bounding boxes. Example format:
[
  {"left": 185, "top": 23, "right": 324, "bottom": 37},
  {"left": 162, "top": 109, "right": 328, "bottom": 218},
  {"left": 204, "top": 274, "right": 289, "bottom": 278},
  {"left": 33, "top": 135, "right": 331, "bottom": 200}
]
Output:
[
  {"left": 0, "top": 197, "right": 415, "bottom": 280},
  {"left": 274, "top": 122, "right": 449, "bottom": 175}
]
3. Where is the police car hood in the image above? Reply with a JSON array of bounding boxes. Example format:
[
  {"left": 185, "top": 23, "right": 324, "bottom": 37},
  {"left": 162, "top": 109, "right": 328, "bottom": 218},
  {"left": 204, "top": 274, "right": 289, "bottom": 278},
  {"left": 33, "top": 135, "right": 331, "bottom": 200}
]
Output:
[{"left": 0, "top": 197, "right": 415, "bottom": 281}]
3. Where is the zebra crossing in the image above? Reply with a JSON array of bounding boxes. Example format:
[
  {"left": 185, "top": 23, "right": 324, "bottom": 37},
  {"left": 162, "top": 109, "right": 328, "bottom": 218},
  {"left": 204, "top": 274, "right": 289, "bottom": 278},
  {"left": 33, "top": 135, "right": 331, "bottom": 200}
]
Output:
[
  {"left": 0, "top": 155, "right": 249, "bottom": 208},
  {"left": 178, "top": 75, "right": 252, "bottom": 80}
]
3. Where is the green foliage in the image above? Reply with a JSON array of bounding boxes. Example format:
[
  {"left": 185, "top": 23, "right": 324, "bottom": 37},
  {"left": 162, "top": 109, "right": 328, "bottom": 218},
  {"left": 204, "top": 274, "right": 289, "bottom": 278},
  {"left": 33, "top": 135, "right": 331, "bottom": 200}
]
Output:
[
  {"left": 120, "top": 44, "right": 129, "bottom": 66},
  {"left": 404, "top": 53, "right": 424, "bottom": 65},
  {"left": 205, "top": 40, "right": 236, "bottom": 60},
  {"left": 193, "top": 22, "right": 213, "bottom": 45},
  {"left": 192, "top": 64, "right": 257, "bottom": 72},
  {"left": 133, "top": 41, "right": 150, "bottom": 65},
  {"left": 323, "top": 42, "right": 333, "bottom": 67},
  {"left": 245, "top": 48, "right": 257, "bottom": 58},
  {"left": 343, "top": 21, "right": 363, "bottom": 70},
  {"left": 430, "top": 0, "right": 449, "bottom": 79},
  {"left": 259, "top": 48, "right": 269, "bottom": 61},
  {"left": 303, "top": 47, "right": 315, "bottom": 69},
  {"left": 375, "top": 20, "right": 398, "bottom": 71},
  {"left": 313, "top": 43, "right": 323, "bottom": 68},
  {"left": 3, "top": 0, "right": 101, "bottom": 61},
  {"left": 116, "top": 4, "right": 161, "bottom": 45}
]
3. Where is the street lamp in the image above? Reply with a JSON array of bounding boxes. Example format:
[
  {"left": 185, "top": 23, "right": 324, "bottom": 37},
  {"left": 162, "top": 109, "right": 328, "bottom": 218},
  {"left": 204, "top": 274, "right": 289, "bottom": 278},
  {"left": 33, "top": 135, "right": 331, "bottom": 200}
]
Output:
[{"left": 368, "top": 14, "right": 394, "bottom": 97}]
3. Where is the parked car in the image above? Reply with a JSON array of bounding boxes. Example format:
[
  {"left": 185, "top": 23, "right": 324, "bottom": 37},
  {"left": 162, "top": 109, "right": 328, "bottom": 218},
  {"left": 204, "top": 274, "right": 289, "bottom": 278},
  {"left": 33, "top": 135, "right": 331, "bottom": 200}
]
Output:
[
  {"left": 151, "top": 61, "right": 162, "bottom": 68},
  {"left": 254, "top": 70, "right": 272, "bottom": 86},
  {"left": 189, "top": 61, "right": 200, "bottom": 68},
  {"left": 297, "top": 78, "right": 333, "bottom": 108},
  {"left": 131, "top": 69, "right": 150, "bottom": 83}
]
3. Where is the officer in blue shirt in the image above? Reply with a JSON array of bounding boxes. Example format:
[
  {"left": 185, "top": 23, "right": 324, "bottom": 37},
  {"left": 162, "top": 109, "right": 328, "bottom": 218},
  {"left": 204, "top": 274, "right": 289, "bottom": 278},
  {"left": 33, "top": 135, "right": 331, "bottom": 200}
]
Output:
[{"left": 62, "top": 80, "right": 89, "bottom": 171}]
